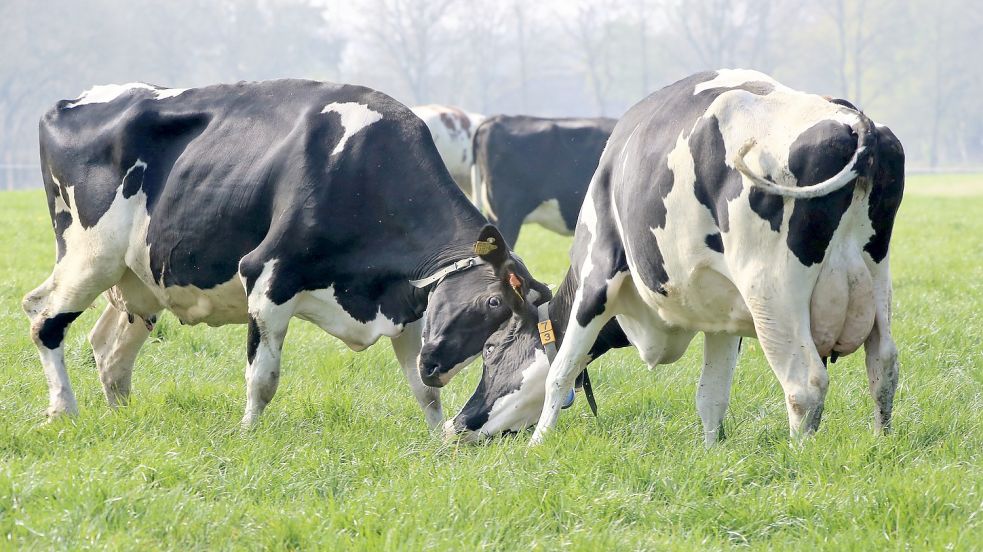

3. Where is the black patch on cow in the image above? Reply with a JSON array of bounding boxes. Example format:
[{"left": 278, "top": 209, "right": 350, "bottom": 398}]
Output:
[
  {"left": 690, "top": 115, "right": 744, "bottom": 232},
  {"left": 864, "top": 126, "right": 904, "bottom": 262},
  {"left": 705, "top": 232, "right": 724, "bottom": 253},
  {"left": 785, "top": 120, "right": 858, "bottom": 266},
  {"left": 246, "top": 315, "right": 260, "bottom": 364},
  {"left": 121, "top": 160, "right": 146, "bottom": 198},
  {"left": 37, "top": 311, "right": 82, "bottom": 349},
  {"left": 53, "top": 210, "right": 72, "bottom": 262},
  {"left": 748, "top": 188, "right": 784, "bottom": 232}
]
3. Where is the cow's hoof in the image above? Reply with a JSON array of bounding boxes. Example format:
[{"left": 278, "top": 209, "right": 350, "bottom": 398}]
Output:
[
  {"left": 46, "top": 402, "right": 78, "bottom": 421},
  {"left": 528, "top": 430, "right": 547, "bottom": 447}
]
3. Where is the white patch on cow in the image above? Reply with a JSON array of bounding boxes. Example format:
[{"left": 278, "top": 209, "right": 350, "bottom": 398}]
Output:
[
  {"left": 705, "top": 86, "right": 861, "bottom": 191},
  {"left": 523, "top": 198, "right": 572, "bottom": 235},
  {"left": 447, "top": 348, "right": 552, "bottom": 443},
  {"left": 50, "top": 174, "right": 72, "bottom": 216},
  {"left": 321, "top": 102, "right": 384, "bottom": 156},
  {"left": 294, "top": 285, "right": 403, "bottom": 350},
  {"left": 570, "top": 191, "right": 599, "bottom": 320},
  {"left": 64, "top": 83, "right": 188, "bottom": 108},
  {"left": 693, "top": 68, "right": 783, "bottom": 95}
]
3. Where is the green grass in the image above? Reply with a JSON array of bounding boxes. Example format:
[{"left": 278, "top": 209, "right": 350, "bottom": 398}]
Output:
[{"left": 1, "top": 186, "right": 981, "bottom": 550}]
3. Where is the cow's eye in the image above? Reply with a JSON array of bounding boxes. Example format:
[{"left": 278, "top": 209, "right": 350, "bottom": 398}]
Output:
[
  {"left": 484, "top": 344, "right": 496, "bottom": 356},
  {"left": 488, "top": 296, "right": 502, "bottom": 308}
]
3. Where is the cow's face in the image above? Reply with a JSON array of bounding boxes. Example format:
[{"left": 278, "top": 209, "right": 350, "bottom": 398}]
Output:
[
  {"left": 419, "top": 225, "right": 549, "bottom": 387},
  {"left": 443, "top": 310, "right": 549, "bottom": 441}
]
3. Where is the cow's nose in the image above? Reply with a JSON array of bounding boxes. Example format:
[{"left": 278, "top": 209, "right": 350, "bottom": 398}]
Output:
[{"left": 420, "top": 362, "right": 445, "bottom": 388}]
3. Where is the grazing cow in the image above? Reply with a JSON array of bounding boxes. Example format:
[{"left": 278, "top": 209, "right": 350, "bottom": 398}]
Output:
[
  {"left": 411, "top": 105, "right": 485, "bottom": 200},
  {"left": 442, "top": 70, "right": 905, "bottom": 445},
  {"left": 472, "top": 115, "right": 617, "bottom": 246},
  {"left": 23, "top": 79, "right": 548, "bottom": 429}
]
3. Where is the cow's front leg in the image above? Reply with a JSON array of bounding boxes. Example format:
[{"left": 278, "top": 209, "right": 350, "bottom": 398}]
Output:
[
  {"left": 696, "top": 333, "right": 741, "bottom": 446},
  {"left": 391, "top": 319, "right": 443, "bottom": 430},
  {"left": 530, "top": 313, "right": 610, "bottom": 446}
]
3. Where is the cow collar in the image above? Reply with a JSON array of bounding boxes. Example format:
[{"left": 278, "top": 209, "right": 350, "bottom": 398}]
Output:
[
  {"left": 537, "top": 301, "right": 597, "bottom": 417},
  {"left": 408, "top": 256, "right": 485, "bottom": 289}
]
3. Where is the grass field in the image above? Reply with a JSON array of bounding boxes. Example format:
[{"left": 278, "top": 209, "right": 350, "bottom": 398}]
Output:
[{"left": 1, "top": 175, "right": 981, "bottom": 550}]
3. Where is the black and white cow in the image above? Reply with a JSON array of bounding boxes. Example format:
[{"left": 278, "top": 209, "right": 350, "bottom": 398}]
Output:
[
  {"left": 22, "top": 79, "right": 548, "bottom": 429},
  {"left": 411, "top": 105, "right": 485, "bottom": 200},
  {"left": 443, "top": 70, "right": 905, "bottom": 445},
  {"left": 472, "top": 115, "right": 617, "bottom": 246}
]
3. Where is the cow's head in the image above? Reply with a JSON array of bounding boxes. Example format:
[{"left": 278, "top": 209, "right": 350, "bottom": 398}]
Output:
[
  {"left": 418, "top": 225, "right": 549, "bottom": 387},
  {"left": 442, "top": 308, "right": 551, "bottom": 441}
]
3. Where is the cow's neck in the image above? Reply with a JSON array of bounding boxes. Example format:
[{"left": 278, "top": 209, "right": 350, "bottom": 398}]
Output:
[
  {"left": 395, "top": 184, "right": 489, "bottom": 309},
  {"left": 545, "top": 269, "right": 628, "bottom": 361}
]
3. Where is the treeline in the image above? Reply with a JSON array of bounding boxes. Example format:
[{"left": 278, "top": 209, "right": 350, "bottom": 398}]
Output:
[{"left": 2, "top": 0, "right": 981, "bottom": 189}]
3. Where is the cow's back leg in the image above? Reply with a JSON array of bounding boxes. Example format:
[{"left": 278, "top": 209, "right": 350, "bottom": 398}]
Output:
[
  {"left": 696, "top": 333, "right": 741, "bottom": 446},
  {"left": 864, "top": 261, "right": 899, "bottom": 433},
  {"left": 239, "top": 259, "right": 296, "bottom": 428},
  {"left": 390, "top": 319, "right": 443, "bottom": 430},
  {"left": 23, "top": 262, "right": 125, "bottom": 418},
  {"left": 88, "top": 303, "right": 153, "bottom": 407},
  {"left": 745, "top": 290, "right": 829, "bottom": 437}
]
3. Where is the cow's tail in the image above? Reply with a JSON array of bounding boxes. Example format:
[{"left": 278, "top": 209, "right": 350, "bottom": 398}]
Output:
[
  {"left": 470, "top": 121, "right": 488, "bottom": 215},
  {"left": 732, "top": 112, "right": 876, "bottom": 199}
]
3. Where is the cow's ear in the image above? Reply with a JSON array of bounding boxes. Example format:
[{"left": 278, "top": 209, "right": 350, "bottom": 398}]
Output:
[
  {"left": 501, "top": 263, "right": 528, "bottom": 312},
  {"left": 475, "top": 224, "right": 509, "bottom": 267}
]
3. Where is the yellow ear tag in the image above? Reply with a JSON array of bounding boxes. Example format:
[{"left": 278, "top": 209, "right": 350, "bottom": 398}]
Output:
[
  {"left": 473, "top": 238, "right": 498, "bottom": 256},
  {"left": 537, "top": 319, "right": 556, "bottom": 345}
]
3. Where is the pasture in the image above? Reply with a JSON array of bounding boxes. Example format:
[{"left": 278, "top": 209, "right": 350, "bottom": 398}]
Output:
[{"left": 0, "top": 175, "right": 980, "bottom": 549}]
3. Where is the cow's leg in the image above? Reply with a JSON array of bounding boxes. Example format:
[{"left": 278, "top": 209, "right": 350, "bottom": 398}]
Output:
[
  {"left": 864, "top": 263, "right": 899, "bottom": 433},
  {"left": 390, "top": 319, "right": 443, "bottom": 430},
  {"left": 240, "top": 261, "right": 296, "bottom": 428},
  {"left": 23, "top": 268, "right": 119, "bottom": 418},
  {"left": 748, "top": 296, "right": 829, "bottom": 437},
  {"left": 88, "top": 303, "right": 153, "bottom": 407},
  {"left": 530, "top": 313, "right": 611, "bottom": 446},
  {"left": 696, "top": 333, "right": 741, "bottom": 446}
]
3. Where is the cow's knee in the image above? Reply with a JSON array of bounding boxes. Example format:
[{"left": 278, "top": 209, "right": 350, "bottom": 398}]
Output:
[{"left": 785, "top": 370, "right": 828, "bottom": 436}]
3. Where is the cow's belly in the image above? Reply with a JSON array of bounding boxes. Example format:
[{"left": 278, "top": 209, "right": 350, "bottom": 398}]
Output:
[
  {"left": 630, "top": 265, "right": 757, "bottom": 336},
  {"left": 294, "top": 287, "right": 403, "bottom": 351},
  {"left": 524, "top": 198, "right": 573, "bottom": 235},
  {"left": 111, "top": 268, "right": 248, "bottom": 327}
]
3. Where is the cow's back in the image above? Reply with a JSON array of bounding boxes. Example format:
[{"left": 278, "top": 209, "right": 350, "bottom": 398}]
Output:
[
  {"left": 473, "top": 115, "right": 615, "bottom": 244},
  {"left": 40, "top": 79, "right": 470, "bottom": 325}
]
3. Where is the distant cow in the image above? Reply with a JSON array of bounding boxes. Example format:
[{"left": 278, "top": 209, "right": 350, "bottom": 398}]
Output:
[
  {"left": 411, "top": 105, "right": 485, "bottom": 200},
  {"left": 472, "top": 115, "right": 616, "bottom": 246},
  {"left": 442, "top": 70, "right": 905, "bottom": 445},
  {"left": 23, "top": 80, "right": 547, "bottom": 429}
]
